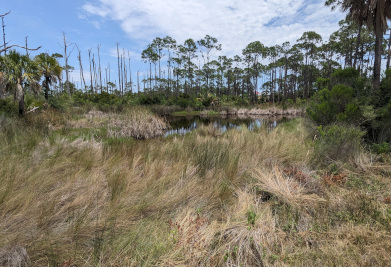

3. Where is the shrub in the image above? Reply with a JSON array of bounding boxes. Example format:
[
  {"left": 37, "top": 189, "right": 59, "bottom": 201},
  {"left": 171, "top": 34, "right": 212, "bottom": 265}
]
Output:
[
  {"left": 176, "top": 97, "right": 191, "bottom": 109},
  {"left": 139, "top": 95, "right": 161, "bottom": 105},
  {"left": 331, "top": 67, "right": 359, "bottom": 88},
  {"left": 25, "top": 93, "right": 45, "bottom": 110},
  {"left": 202, "top": 97, "right": 213, "bottom": 107},
  {"left": 312, "top": 124, "right": 364, "bottom": 166},
  {"left": 49, "top": 93, "right": 74, "bottom": 111},
  {"left": 372, "top": 142, "right": 391, "bottom": 154},
  {"left": 0, "top": 98, "right": 18, "bottom": 116},
  {"left": 367, "top": 99, "right": 391, "bottom": 143},
  {"left": 315, "top": 77, "right": 330, "bottom": 90},
  {"left": 373, "top": 68, "right": 391, "bottom": 108},
  {"left": 331, "top": 67, "right": 369, "bottom": 98},
  {"left": 307, "top": 84, "right": 361, "bottom": 125}
]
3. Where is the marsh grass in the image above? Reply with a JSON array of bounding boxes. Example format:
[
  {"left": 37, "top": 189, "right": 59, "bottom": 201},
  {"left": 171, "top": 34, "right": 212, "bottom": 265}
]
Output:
[{"left": 0, "top": 110, "right": 390, "bottom": 266}]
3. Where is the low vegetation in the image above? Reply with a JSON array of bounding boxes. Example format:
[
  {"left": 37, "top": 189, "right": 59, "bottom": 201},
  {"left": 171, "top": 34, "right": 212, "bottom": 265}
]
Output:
[{"left": 0, "top": 106, "right": 390, "bottom": 266}]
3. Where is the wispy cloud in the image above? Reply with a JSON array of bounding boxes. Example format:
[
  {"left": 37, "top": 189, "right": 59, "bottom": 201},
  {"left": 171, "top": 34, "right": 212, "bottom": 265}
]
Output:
[
  {"left": 108, "top": 47, "right": 142, "bottom": 61},
  {"left": 82, "top": 0, "right": 345, "bottom": 56}
]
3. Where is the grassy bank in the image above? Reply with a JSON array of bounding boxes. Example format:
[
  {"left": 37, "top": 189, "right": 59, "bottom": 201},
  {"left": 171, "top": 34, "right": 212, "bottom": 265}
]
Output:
[{"left": 0, "top": 108, "right": 390, "bottom": 266}]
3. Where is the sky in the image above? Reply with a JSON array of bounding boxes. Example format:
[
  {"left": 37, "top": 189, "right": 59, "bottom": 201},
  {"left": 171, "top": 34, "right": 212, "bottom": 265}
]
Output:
[{"left": 2, "top": 0, "right": 345, "bottom": 89}]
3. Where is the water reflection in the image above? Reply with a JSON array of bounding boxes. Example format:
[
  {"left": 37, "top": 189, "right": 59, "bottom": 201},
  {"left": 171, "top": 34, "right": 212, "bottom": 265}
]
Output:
[{"left": 164, "top": 115, "right": 293, "bottom": 137}]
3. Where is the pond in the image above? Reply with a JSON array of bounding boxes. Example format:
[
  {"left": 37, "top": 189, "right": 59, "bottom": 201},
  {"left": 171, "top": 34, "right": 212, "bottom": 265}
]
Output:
[{"left": 163, "top": 115, "right": 295, "bottom": 137}]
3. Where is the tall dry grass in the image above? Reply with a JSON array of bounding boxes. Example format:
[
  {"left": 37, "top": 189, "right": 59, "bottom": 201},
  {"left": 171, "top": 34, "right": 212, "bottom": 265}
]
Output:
[{"left": 0, "top": 111, "right": 390, "bottom": 266}]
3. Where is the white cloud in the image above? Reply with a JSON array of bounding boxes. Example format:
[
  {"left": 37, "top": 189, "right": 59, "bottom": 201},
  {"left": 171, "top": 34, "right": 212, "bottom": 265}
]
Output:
[
  {"left": 82, "top": 0, "right": 345, "bottom": 57},
  {"left": 108, "top": 48, "right": 142, "bottom": 61}
]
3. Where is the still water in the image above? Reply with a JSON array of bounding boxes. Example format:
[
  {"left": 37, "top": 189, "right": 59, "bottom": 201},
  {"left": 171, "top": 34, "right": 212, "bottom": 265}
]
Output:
[{"left": 164, "top": 115, "right": 293, "bottom": 137}]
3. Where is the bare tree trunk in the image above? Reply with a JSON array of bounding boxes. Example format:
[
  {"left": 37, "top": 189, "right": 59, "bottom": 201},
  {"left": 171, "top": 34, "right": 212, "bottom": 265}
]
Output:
[
  {"left": 116, "top": 42, "right": 121, "bottom": 94},
  {"left": 353, "top": 22, "right": 362, "bottom": 69},
  {"left": 373, "top": 18, "right": 383, "bottom": 91},
  {"left": 88, "top": 49, "right": 94, "bottom": 94},
  {"left": 121, "top": 49, "right": 124, "bottom": 95},
  {"left": 128, "top": 51, "right": 133, "bottom": 94},
  {"left": 241, "top": 77, "right": 245, "bottom": 103},
  {"left": 143, "top": 74, "right": 146, "bottom": 95},
  {"left": 76, "top": 46, "right": 87, "bottom": 93},
  {"left": 92, "top": 53, "right": 97, "bottom": 92},
  {"left": 98, "top": 45, "right": 102, "bottom": 94},
  {"left": 16, "top": 82, "right": 24, "bottom": 116},
  {"left": 124, "top": 55, "right": 127, "bottom": 94},
  {"left": 1, "top": 11, "right": 10, "bottom": 56},
  {"left": 105, "top": 67, "right": 108, "bottom": 93},
  {"left": 137, "top": 71, "right": 140, "bottom": 94},
  {"left": 1, "top": 17, "right": 6, "bottom": 56},
  {"left": 0, "top": 72, "right": 5, "bottom": 99},
  {"left": 387, "top": 29, "right": 391, "bottom": 70},
  {"left": 61, "top": 32, "right": 73, "bottom": 98},
  {"left": 149, "top": 63, "right": 152, "bottom": 95},
  {"left": 108, "top": 63, "right": 111, "bottom": 84},
  {"left": 284, "top": 58, "right": 288, "bottom": 100},
  {"left": 25, "top": 36, "right": 29, "bottom": 56},
  {"left": 227, "top": 70, "right": 230, "bottom": 101}
]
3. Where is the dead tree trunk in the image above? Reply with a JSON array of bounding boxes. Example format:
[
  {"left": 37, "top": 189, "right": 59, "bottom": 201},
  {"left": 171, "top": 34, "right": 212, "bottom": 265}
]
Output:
[
  {"left": 116, "top": 42, "right": 121, "bottom": 95},
  {"left": 98, "top": 45, "right": 102, "bottom": 94},
  {"left": 88, "top": 49, "right": 94, "bottom": 94},
  {"left": 61, "top": 32, "right": 74, "bottom": 98},
  {"left": 1, "top": 11, "right": 10, "bottom": 56},
  {"left": 76, "top": 45, "right": 87, "bottom": 93}
]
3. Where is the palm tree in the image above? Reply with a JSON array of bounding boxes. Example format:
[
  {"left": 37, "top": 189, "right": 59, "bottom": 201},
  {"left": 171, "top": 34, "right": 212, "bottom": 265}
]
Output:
[
  {"left": 367, "top": 0, "right": 391, "bottom": 90},
  {"left": 35, "top": 53, "right": 62, "bottom": 100},
  {"left": 326, "top": 0, "right": 391, "bottom": 90},
  {"left": 0, "top": 71, "right": 6, "bottom": 98},
  {"left": 0, "top": 50, "right": 40, "bottom": 115},
  {"left": 326, "top": 0, "right": 368, "bottom": 68}
]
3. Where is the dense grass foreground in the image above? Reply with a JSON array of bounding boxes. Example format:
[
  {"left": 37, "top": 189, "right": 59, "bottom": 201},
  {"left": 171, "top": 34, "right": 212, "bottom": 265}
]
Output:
[{"left": 0, "top": 109, "right": 391, "bottom": 266}]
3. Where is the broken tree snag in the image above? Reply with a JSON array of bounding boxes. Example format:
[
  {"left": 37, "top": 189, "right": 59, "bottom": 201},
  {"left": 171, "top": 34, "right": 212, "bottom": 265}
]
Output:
[
  {"left": 0, "top": 45, "right": 42, "bottom": 54},
  {"left": 0, "top": 11, "right": 11, "bottom": 17},
  {"left": 1, "top": 11, "right": 11, "bottom": 55}
]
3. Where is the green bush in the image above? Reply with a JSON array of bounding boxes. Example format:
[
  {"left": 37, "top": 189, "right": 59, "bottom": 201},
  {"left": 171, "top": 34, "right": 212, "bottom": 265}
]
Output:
[
  {"left": 373, "top": 68, "right": 391, "bottom": 108},
  {"left": 364, "top": 99, "right": 391, "bottom": 143},
  {"left": 331, "top": 67, "right": 369, "bottom": 99},
  {"left": 331, "top": 67, "right": 359, "bottom": 88},
  {"left": 312, "top": 124, "right": 364, "bottom": 166},
  {"left": 71, "top": 91, "right": 91, "bottom": 106},
  {"left": 25, "top": 93, "right": 45, "bottom": 110},
  {"left": 307, "top": 84, "right": 361, "bottom": 125},
  {"left": 90, "top": 92, "right": 120, "bottom": 105},
  {"left": 176, "top": 97, "right": 191, "bottom": 109},
  {"left": 139, "top": 95, "right": 161, "bottom": 105},
  {"left": 0, "top": 98, "right": 18, "bottom": 116},
  {"left": 202, "top": 97, "right": 213, "bottom": 107},
  {"left": 372, "top": 142, "right": 391, "bottom": 154},
  {"left": 48, "top": 93, "right": 74, "bottom": 111},
  {"left": 315, "top": 77, "right": 330, "bottom": 90}
]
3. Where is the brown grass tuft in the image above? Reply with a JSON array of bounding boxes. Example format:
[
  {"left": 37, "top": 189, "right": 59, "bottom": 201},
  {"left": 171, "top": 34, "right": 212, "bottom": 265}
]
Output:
[
  {"left": 253, "top": 166, "right": 326, "bottom": 209},
  {"left": 0, "top": 246, "right": 30, "bottom": 267}
]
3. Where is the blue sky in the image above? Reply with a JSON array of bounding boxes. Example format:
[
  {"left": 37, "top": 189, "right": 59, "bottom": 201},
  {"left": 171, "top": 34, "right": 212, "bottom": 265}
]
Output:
[{"left": 2, "top": 0, "right": 345, "bottom": 89}]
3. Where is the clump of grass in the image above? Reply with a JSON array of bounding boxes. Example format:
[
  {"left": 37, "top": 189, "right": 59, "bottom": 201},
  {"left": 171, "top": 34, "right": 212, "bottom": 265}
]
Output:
[
  {"left": 0, "top": 246, "right": 30, "bottom": 267},
  {"left": 253, "top": 167, "right": 325, "bottom": 209},
  {"left": 150, "top": 105, "right": 182, "bottom": 116},
  {"left": 107, "top": 107, "right": 168, "bottom": 139}
]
